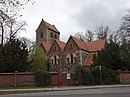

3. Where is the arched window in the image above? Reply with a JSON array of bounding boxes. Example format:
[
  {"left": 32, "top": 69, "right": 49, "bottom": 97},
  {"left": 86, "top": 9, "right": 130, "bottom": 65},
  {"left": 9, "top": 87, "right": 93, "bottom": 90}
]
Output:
[
  {"left": 71, "top": 53, "right": 73, "bottom": 63},
  {"left": 66, "top": 54, "right": 71, "bottom": 64},
  {"left": 51, "top": 56, "right": 54, "bottom": 64},
  {"left": 73, "top": 54, "right": 77, "bottom": 63},
  {"left": 54, "top": 34, "right": 57, "bottom": 39},
  {"left": 40, "top": 32, "right": 43, "bottom": 38},
  {"left": 50, "top": 32, "right": 53, "bottom": 37},
  {"left": 53, "top": 55, "right": 59, "bottom": 64}
]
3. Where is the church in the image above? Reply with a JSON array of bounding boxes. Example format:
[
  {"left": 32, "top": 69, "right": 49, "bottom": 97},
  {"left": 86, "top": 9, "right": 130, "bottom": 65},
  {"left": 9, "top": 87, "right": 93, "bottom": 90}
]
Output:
[{"left": 36, "top": 19, "right": 105, "bottom": 74}]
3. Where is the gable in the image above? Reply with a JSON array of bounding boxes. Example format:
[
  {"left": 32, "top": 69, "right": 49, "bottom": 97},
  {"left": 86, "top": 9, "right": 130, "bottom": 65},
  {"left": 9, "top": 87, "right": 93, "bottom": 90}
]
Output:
[
  {"left": 64, "top": 36, "right": 79, "bottom": 52},
  {"left": 36, "top": 19, "right": 46, "bottom": 33},
  {"left": 40, "top": 42, "right": 51, "bottom": 54},
  {"left": 48, "top": 40, "right": 61, "bottom": 55}
]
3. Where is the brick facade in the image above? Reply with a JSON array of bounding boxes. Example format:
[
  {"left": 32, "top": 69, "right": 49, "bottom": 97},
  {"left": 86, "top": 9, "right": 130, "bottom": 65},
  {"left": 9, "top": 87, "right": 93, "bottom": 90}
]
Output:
[
  {"left": 36, "top": 20, "right": 105, "bottom": 74},
  {"left": 36, "top": 19, "right": 60, "bottom": 45}
]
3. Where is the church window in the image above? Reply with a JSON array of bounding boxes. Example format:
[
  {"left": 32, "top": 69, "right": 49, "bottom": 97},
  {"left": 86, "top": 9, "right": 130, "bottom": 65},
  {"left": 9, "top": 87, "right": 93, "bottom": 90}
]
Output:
[
  {"left": 40, "top": 32, "right": 43, "bottom": 38},
  {"left": 54, "top": 34, "right": 57, "bottom": 39},
  {"left": 51, "top": 59, "right": 53, "bottom": 64},
  {"left": 71, "top": 53, "right": 73, "bottom": 63},
  {"left": 73, "top": 57, "right": 77, "bottom": 63},
  {"left": 50, "top": 32, "right": 53, "bottom": 37},
  {"left": 67, "top": 58, "right": 69, "bottom": 63},
  {"left": 54, "top": 56, "right": 57, "bottom": 64}
]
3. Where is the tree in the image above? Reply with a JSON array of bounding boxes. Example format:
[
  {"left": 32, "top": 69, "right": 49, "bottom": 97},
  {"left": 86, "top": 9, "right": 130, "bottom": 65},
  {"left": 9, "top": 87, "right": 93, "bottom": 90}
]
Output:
[
  {"left": 29, "top": 44, "right": 48, "bottom": 72},
  {"left": 74, "top": 30, "right": 95, "bottom": 42},
  {"left": 94, "top": 25, "right": 110, "bottom": 40},
  {"left": 0, "top": 0, "right": 34, "bottom": 46},
  {"left": 89, "top": 66, "right": 119, "bottom": 85},
  {"left": 85, "top": 30, "right": 94, "bottom": 41},
  {"left": 93, "top": 40, "right": 126, "bottom": 71},
  {"left": 74, "top": 32, "right": 85, "bottom": 41},
  {"left": 0, "top": 12, "right": 27, "bottom": 45},
  {"left": 118, "top": 10, "right": 130, "bottom": 42},
  {"left": 0, "top": 37, "right": 29, "bottom": 72}
]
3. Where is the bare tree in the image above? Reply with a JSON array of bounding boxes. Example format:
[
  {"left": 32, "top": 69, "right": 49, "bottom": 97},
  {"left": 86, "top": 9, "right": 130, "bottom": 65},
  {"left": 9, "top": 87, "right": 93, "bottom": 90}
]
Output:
[
  {"left": 75, "top": 32, "right": 85, "bottom": 41},
  {"left": 0, "top": 10, "right": 27, "bottom": 45},
  {"left": 118, "top": 10, "right": 130, "bottom": 43},
  {"left": 85, "top": 30, "right": 94, "bottom": 41},
  {"left": 0, "top": 9, "right": 11, "bottom": 45},
  {"left": 94, "top": 25, "right": 110, "bottom": 40},
  {"left": 0, "top": 0, "right": 34, "bottom": 45}
]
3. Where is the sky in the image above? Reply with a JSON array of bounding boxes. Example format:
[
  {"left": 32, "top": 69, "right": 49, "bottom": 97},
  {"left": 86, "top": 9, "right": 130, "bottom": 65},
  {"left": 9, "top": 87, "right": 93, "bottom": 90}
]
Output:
[{"left": 19, "top": 0, "right": 130, "bottom": 42}]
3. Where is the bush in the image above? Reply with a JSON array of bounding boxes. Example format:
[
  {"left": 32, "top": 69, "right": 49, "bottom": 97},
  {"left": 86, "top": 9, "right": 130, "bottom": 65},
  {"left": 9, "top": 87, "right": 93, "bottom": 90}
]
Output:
[
  {"left": 34, "top": 70, "right": 52, "bottom": 86},
  {"left": 89, "top": 66, "right": 119, "bottom": 85},
  {"left": 72, "top": 66, "right": 119, "bottom": 86},
  {"left": 72, "top": 66, "right": 90, "bottom": 85}
]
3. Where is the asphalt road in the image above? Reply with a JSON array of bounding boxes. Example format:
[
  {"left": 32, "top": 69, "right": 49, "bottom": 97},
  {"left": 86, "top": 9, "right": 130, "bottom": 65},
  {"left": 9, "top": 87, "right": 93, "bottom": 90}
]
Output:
[{"left": 0, "top": 86, "right": 130, "bottom": 97}]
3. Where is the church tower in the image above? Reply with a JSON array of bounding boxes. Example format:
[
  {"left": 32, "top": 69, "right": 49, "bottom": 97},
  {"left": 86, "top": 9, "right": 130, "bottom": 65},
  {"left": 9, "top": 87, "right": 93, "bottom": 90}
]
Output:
[{"left": 36, "top": 19, "right": 60, "bottom": 44}]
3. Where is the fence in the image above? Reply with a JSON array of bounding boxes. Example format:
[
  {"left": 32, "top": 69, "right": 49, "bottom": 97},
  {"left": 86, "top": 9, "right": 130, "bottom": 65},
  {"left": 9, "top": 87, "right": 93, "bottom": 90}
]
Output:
[
  {"left": 0, "top": 72, "right": 73, "bottom": 87},
  {"left": 0, "top": 71, "right": 130, "bottom": 87},
  {"left": 0, "top": 72, "right": 35, "bottom": 87},
  {"left": 118, "top": 71, "right": 130, "bottom": 84}
]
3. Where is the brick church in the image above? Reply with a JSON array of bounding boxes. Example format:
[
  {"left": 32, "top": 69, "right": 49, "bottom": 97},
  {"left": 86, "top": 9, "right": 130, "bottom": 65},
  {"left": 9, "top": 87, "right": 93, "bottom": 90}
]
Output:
[{"left": 36, "top": 19, "right": 105, "bottom": 73}]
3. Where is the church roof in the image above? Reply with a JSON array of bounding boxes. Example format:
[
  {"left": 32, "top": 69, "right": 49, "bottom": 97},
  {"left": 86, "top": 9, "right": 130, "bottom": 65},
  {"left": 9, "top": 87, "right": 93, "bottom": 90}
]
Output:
[
  {"left": 70, "top": 35, "right": 88, "bottom": 51},
  {"left": 44, "top": 21, "right": 60, "bottom": 34},
  {"left": 70, "top": 35, "right": 105, "bottom": 52},
  {"left": 84, "top": 55, "right": 94, "bottom": 67},
  {"left": 40, "top": 42, "right": 51, "bottom": 54},
  {"left": 85, "top": 39, "right": 105, "bottom": 52},
  {"left": 55, "top": 39, "right": 66, "bottom": 51}
]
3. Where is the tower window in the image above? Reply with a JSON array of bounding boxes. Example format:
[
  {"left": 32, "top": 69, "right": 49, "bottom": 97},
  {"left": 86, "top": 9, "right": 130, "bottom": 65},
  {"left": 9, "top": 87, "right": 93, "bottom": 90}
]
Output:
[
  {"left": 40, "top": 33, "right": 43, "bottom": 38},
  {"left": 50, "top": 32, "right": 53, "bottom": 37},
  {"left": 54, "top": 34, "right": 57, "bottom": 39}
]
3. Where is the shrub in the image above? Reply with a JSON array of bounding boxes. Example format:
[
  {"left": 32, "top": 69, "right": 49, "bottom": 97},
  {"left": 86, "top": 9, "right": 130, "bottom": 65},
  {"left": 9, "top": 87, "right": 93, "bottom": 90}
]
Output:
[
  {"left": 34, "top": 70, "right": 52, "bottom": 86},
  {"left": 89, "top": 66, "right": 119, "bottom": 85}
]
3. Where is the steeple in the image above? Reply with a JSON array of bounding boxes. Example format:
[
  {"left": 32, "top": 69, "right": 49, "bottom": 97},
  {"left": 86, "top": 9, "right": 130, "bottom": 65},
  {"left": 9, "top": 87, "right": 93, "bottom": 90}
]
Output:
[{"left": 36, "top": 19, "right": 60, "bottom": 44}]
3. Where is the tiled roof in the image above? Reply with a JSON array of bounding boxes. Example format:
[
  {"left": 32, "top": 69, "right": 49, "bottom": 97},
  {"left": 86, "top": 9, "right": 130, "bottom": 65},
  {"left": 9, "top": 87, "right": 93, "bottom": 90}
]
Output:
[
  {"left": 44, "top": 20, "right": 60, "bottom": 34},
  {"left": 84, "top": 55, "right": 94, "bottom": 67},
  {"left": 69, "top": 35, "right": 105, "bottom": 52},
  {"left": 86, "top": 40, "right": 105, "bottom": 52},
  {"left": 55, "top": 39, "right": 66, "bottom": 51},
  {"left": 70, "top": 35, "right": 88, "bottom": 51},
  {"left": 40, "top": 42, "right": 51, "bottom": 53}
]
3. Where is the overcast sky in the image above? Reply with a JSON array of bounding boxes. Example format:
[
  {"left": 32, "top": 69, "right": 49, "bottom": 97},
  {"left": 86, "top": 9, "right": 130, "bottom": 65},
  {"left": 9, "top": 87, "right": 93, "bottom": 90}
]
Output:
[{"left": 19, "top": 0, "right": 130, "bottom": 42}]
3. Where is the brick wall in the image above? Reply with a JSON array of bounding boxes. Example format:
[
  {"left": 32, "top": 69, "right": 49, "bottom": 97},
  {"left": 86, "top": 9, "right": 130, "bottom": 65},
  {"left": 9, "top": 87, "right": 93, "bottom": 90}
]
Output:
[
  {"left": 0, "top": 71, "right": 130, "bottom": 87},
  {"left": 0, "top": 72, "right": 35, "bottom": 87},
  {"left": 0, "top": 72, "right": 61, "bottom": 87},
  {"left": 118, "top": 71, "right": 130, "bottom": 84}
]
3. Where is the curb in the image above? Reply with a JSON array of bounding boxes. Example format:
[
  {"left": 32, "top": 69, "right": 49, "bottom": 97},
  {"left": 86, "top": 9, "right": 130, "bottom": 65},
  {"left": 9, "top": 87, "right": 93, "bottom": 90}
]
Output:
[{"left": 0, "top": 84, "right": 130, "bottom": 94}]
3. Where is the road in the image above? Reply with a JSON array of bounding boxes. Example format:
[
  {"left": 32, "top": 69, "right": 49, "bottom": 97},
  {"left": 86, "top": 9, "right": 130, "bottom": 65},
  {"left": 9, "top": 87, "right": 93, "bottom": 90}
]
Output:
[{"left": 0, "top": 87, "right": 130, "bottom": 97}]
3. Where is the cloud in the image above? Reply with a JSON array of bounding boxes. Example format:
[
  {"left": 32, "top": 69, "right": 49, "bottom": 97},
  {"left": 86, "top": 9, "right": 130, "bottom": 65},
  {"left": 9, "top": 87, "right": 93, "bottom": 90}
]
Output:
[
  {"left": 20, "top": 0, "right": 130, "bottom": 42},
  {"left": 71, "top": 0, "right": 130, "bottom": 31}
]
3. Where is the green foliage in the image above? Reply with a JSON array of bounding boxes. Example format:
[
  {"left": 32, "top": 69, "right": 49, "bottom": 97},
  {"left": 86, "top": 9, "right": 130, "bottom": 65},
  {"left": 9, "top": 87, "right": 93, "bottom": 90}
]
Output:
[
  {"left": 89, "top": 66, "right": 119, "bottom": 85},
  {"left": 93, "top": 40, "right": 127, "bottom": 71},
  {"left": 34, "top": 70, "right": 52, "bottom": 86},
  {"left": 29, "top": 44, "right": 48, "bottom": 72},
  {"left": 72, "top": 66, "right": 90, "bottom": 85},
  {"left": 0, "top": 38, "right": 29, "bottom": 72},
  {"left": 72, "top": 66, "right": 119, "bottom": 85}
]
